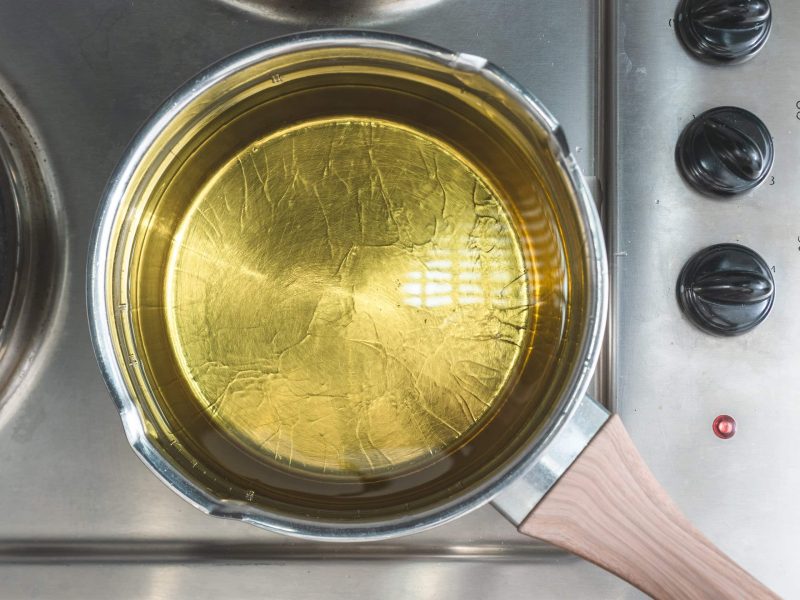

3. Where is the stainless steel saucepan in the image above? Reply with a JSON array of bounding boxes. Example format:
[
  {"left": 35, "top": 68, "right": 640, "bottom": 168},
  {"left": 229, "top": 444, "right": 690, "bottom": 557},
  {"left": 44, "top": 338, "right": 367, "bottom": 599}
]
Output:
[{"left": 88, "top": 31, "right": 775, "bottom": 599}]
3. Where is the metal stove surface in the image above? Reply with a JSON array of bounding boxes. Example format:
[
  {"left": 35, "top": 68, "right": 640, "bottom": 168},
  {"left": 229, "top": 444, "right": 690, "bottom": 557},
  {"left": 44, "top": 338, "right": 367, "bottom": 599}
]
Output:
[
  {"left": 608, "top": 0, "right": 799, "bottom": 596},
  {"left": 0, "top": 0, "right": 795, "bottom": 598}
]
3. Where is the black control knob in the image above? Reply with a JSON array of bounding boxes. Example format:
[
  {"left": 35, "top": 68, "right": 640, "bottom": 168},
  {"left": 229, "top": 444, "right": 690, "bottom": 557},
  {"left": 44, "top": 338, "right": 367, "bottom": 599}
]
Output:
[
  {"left": 676, "top": 107, "right": 773, "bottom": 196},
  {"left": 675, "top": 0, "right": 772, "bottom": 64},
  {"left": 677, "top": 243, "right": 774, "bottom": 336}
]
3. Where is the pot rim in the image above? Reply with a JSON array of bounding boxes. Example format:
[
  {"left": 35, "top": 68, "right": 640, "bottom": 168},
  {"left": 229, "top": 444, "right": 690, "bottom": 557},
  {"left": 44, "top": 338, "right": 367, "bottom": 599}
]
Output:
[{"left": 87, "top": 29, "right": 608, "bottom": 541}]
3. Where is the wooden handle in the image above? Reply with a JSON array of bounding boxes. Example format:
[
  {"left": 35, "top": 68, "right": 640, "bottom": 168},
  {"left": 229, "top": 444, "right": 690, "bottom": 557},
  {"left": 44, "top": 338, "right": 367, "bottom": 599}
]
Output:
[{"left": 518, "top": 416, "right": 779, "bottom": 599}]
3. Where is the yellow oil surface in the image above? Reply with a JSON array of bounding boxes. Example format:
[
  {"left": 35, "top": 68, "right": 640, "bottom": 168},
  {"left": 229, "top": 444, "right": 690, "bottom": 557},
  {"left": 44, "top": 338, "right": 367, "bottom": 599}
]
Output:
[{"left": 165, "top": 117, "right": 533, "bottom": 477}]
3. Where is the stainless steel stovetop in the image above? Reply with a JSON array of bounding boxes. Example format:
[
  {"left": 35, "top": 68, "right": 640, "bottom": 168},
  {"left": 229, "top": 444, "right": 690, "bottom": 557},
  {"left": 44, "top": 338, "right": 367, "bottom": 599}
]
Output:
[{"left": 0, "top": 1, "right": 796, "bottom": 598}]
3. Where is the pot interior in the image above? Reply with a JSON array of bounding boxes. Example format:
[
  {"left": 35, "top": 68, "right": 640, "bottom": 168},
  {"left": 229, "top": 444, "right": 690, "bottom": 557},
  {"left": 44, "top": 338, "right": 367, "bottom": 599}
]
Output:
[{"left": 105, "top": 38, "right": 592, "bottom": 530}]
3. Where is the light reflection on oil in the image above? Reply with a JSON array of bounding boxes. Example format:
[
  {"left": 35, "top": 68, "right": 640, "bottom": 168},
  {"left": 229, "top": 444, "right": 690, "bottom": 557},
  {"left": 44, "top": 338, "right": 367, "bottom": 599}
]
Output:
[{"left": 399, "top": 251, "right": 519, "bottom": 309}]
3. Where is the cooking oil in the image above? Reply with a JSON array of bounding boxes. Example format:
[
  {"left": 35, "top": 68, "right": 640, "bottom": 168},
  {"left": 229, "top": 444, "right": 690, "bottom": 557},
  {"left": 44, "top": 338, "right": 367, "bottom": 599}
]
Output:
[{"left": 164, "top": 117, "right": 534, "bottom": 478}]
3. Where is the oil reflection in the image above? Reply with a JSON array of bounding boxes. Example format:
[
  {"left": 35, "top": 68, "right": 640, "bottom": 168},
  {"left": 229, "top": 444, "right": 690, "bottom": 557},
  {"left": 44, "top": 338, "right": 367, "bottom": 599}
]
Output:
[{"left": 401, "top": 248, "right": 520, "bottom": 309}]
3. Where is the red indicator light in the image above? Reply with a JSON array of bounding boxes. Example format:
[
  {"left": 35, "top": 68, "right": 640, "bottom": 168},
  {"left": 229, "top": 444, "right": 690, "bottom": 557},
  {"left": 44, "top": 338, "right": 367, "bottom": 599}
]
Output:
[{"left": 713, "top": 415, "right": 737, "bottom": 439}]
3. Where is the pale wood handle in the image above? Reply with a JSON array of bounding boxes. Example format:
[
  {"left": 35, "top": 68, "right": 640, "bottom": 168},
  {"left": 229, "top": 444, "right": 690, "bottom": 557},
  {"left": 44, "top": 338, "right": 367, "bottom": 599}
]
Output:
[{"left": 518, "top": 415, "right": 779, "bottom": 599}]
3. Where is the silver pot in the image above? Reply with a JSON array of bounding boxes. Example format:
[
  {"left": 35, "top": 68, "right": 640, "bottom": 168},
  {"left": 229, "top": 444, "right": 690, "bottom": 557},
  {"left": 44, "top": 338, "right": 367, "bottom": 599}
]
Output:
[
  {"left": 82, "top": 28, "right": 786, "bottom": 599},
  {"left": 88, "top": 31, "right": 608, "bottom": 541}
]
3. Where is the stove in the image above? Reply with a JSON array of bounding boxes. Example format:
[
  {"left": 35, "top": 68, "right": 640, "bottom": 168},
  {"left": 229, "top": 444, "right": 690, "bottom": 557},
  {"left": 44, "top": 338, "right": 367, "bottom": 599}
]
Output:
[
  {"left": 608, "top": 1, "right": 799, "bottom": 595},
  {"left": 0, "top": 0, "right": 796, "bottom": 598}
]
